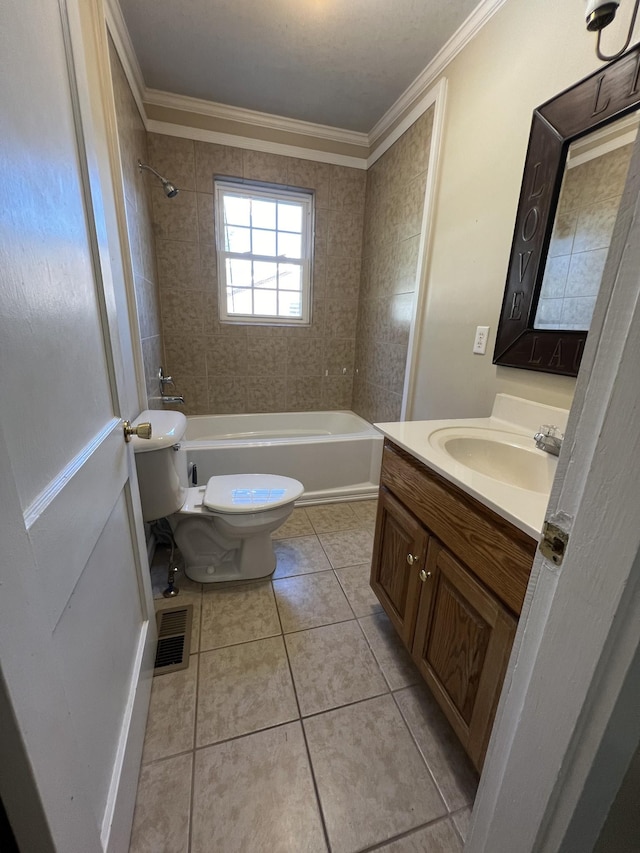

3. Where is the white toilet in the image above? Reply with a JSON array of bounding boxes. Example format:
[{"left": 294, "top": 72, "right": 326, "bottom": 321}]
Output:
[{"left": 131, "top": 410, "right": 304, "bottom": 583}]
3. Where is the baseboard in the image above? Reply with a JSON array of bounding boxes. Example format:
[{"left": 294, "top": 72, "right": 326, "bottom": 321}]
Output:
[{"left": 101, "top": 620, "right": 156, "bottom": 852}]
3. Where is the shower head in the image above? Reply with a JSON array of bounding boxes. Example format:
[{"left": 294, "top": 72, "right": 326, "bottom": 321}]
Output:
[{"left": 137, "top": 160, "right": 179, "bottom": 198}]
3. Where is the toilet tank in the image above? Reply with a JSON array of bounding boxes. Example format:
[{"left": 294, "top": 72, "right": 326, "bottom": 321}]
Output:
[{"left": 131, "top": 410, "right": 189, "bottom": 522}]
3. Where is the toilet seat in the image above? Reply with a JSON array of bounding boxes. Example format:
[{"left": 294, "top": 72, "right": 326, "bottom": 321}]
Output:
[{"left": 202, "top": 474, "right": 304, "bottom": 514}]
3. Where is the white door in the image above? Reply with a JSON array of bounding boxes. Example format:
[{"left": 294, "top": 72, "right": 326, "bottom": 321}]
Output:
[{"left": 0, "top": 1, "right": 155, "bottom": 851}]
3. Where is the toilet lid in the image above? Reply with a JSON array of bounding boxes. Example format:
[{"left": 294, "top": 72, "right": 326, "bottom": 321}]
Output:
[{"left": 202, "top": 474, "right": 304, "bottom": 513}]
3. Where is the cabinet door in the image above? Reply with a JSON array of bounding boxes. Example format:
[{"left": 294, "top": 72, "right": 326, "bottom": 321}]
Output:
[
  {"left": 412, "top": 540, "right": 517, "bottom": 771},
  {"left": 370, "top": 488, "right": 429, "bottom": 648}
]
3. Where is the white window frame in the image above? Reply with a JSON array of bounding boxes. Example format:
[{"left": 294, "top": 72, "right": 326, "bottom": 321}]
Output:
[{"left": 214, "top": 179, "right": 314, "bottom": 326}]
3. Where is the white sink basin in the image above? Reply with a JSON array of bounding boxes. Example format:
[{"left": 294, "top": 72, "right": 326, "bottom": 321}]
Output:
[{"left": 428, "top": 427, "right": 557, "bottom": 493}]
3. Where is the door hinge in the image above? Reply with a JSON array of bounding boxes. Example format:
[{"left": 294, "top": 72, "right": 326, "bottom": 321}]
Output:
[{"left": 539, "top": 521, "right": 569, "bottom": 566}]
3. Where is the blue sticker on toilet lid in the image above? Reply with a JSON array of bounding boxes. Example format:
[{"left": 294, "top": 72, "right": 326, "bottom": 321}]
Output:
[{"left": 203, "top": 474, "right": 304, "bottom": 512}]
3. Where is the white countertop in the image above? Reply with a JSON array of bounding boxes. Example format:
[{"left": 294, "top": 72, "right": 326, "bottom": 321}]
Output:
[{"left": 374, "top": 395, "right": 569, "bottom": 541}]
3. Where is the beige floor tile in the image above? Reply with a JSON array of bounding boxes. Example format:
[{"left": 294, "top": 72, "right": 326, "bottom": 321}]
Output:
[
  {"left": 351, "top": 499, "right": 379, "bottom": 527},
  {"left": 452, "top": 806, "right": 473, "bottom": 843},
  {"left": 200, "top": 580, "right": 280, "bottom": 650},
  {"left": 272, "top": 534, "right": 332, "bottom": 579},
  {"left": 306, "top": 502, "right": 360, "bottom": 534},
  {"left": 335, "top": 562, "right": 383, "bottom": 618},
  {"left": 155, "top": 588, "right": 201, "bottom": 654},
  {"left": 377, "top": 819, "right": 463, "bottom": 852},
  {"left": 273, "top": 571, "right": 353, "bottom": 633},
  {"left": 318, "top": 528, "right": 373, "bottom": 568},
  {"left": 285, "top": 620, "right": 388, "bottom": 716},
  {"left": 141, "top": 662, "right": 197, "bottom": 763},
  {"left": 192, "top": 722, "right": 327, "bottom": 853},
  {"left": 358, "top": 611, "right": 421, "bottom": 691},
  {"left": 394, "top": 684, "right": 478, "bottom": 811},
  {"left": 272, "top": 507, "right": 314, "bottom": 539},
  {"left": 129, "top": 753, "right": 192, "bottom": 853},
  {"left": 303, "top": 695, "right": 447, "bottom": 853},
  {"left": 196, "top": 636, "right": 298, "bottom": 746}
]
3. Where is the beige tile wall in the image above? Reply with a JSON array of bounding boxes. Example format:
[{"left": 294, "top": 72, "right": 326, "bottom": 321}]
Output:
[
  {"left": 536, "top": 142, "right": 633, "bottom": 331},
  {"left": 147, "top": 134, "right": 366, "bottom": 414},
  {"left": 108, "top": 38, "right": 164, "bottom": 408},
  {"left": 353, "top": 109, "right": 434, "bottom": 423}
]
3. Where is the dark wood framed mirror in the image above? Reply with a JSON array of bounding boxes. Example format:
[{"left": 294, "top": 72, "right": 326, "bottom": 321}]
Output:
[{"left": 493, "top": 45, "right": 640, "bottom": 376}]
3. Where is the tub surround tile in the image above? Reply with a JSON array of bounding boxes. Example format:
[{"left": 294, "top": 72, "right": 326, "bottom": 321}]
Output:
[
  {"left": 377, "top": 819, "right": 464, "bottom": 852},
  {"left": 194, "top": 141, "right": 243, "bottom": 192},
  {"left": 271, "top": 508, "right": 314, "bottom": 540},
  {"left": 207, "top": 376, "right": 248, "bottom": 414},
  {"left": 306, "top": 502, "right": 360, "bottom": 534},
  {"left": 359, "top": 611, "right": 421, "bottom": 691},
  {"left": 147, "top": 133, "right": 196, "bottom": 191},
  {"left": 285, "top": 376, "right": 323, "bottom": 411},
  {"left": 321, "top": 376, "right": 354, "bottom": 409},
  {"left": 167, "top": 374, "right": 209, "bottom": 416},
  {"left": 246, "top": 375, "right": 287, "bottom": 413},
  {"left": 303, "top": 695, "right": 447, "bottom": 853},
  {"left": 273, "top": 571, "right": 353, "bottom": 633},
  {"left": 394, "top": 683, "right": 478, "bottom": 811},
  {"left": 191, "top": 722, "right": 327, "bottom": 853},
  {"left": 195, "top": 191, "right": 215, "bottom": 245},
  {"left": 287, "top": 158, "right": 332, "bottom": 208},
  {"left": 285, "top": 620, "right": 388, "bottom": 716},
  {"left": 141, "top": 663, "right": 197, "bottom": 764},
  {"left": 200, "top": 580, "right": 280, "bottom": 650},
  {"left": 273, "top": 535, "right": 332, "bottom": 578},
  {"left": 129, "top": 753, "right": 192, "bottom": 853},
  {"left": 242, "top": 148, "right": 290, "bottom": 184},
  {"left": 285, "top": 338, "right": 324, "bottom": 376},
  {"left": 160, "top": 288, "right": 205, "bottom": 336},
  {"left": 318, "top": 528, "right": 373, "bottom": 569},
  {"left": 152, "top": 187, "right": 198, "bottom": 243},
  {"left": 335, "top": 563, "right": 382, "bottom": 618},
  {"left": 196, "top": 636, "right": 298, "bottom": 746}
]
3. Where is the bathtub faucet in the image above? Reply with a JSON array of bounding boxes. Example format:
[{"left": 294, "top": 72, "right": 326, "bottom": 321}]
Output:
[{"left": 161, "top": 395, "right": 185, "bottom": 405}]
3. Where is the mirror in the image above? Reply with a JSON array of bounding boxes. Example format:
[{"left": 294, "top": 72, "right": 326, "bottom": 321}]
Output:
[{"left": 494, "top": 46, "right": 640, "bottom": 376}]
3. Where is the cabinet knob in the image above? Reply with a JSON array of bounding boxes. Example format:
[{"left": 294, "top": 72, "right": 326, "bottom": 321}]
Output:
[
  {"left": 419, "top": 569, "right": 432, "bottom": 582},
  {"left": 406, "top": 553, "right": 419, "bottom": 566}
]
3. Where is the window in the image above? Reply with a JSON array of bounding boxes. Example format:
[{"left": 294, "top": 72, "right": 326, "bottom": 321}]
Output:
[{"left": 214, "top": 179, "right": 313, "bottom": 325}]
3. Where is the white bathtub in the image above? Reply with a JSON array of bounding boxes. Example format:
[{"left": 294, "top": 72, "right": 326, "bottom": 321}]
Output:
[{"left": 184, "top": 411, "right": 383, "bottom": 504}]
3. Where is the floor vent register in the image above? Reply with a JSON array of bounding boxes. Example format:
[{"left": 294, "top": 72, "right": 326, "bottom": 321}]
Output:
[{"left": 153, "top": 605, "right": 193, "bottom": 675}]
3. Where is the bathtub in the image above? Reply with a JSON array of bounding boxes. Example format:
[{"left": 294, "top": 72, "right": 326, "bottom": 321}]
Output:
[{"left": 184, "top": 411, "right": 383, "bottom": 504}]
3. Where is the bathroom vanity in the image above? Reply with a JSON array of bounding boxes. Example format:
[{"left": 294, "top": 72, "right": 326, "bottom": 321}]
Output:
[{"left": 371, "top": 395, "right": 567, "bottom": 771}]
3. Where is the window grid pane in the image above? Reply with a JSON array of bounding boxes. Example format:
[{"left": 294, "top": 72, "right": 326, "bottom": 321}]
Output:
[{"left": 217, "top": 183, "right": 311, "bottom": 324}]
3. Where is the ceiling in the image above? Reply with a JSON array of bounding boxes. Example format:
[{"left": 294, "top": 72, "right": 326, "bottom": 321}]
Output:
[{"left": 118, "top": 0, "right": 481, "bottom": 133}]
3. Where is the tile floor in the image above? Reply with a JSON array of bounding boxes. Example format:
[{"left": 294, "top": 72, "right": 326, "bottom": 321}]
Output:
[{"left": 130, "top": 500, "right": 477, "bottom": 853}]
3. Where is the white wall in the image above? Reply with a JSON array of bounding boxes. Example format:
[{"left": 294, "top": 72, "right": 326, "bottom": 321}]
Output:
[{"left": 411, "top": 0, "right": 618, "bottom": 419}]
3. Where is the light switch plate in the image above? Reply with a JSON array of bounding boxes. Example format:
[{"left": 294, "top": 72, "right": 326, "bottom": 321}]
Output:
[{"left": 473, "top": 325, "right": 490, "bottom": 355}]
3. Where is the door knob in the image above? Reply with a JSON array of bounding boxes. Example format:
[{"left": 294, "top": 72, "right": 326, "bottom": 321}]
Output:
[
  {"left": 123, "top": 420, "right": 152, "bottom": 442},
  {"left": 406, "top": 553, "right": 420, "bottom": 566},
  {"left": 419, "top": 569, "right": 432, "bottom": 582}
]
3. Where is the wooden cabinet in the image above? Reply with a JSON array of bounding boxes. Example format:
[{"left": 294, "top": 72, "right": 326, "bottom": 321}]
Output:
[{"left": 370, "top": 440, "right": 536, "bottom": 771}]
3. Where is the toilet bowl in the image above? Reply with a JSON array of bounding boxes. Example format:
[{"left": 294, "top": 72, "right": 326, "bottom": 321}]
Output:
[{"left": 131, "top": 410, "right": 304, "bottom": 583}]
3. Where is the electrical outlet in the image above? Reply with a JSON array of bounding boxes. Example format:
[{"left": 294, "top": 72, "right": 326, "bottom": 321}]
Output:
[{"left": 473, "top": 325, "right": 490, "bottom": 355}]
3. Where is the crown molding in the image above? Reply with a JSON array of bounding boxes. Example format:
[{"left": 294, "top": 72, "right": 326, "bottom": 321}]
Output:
[
  {"left": 145, "top": 120, "right": 368, "bottom": 169},
  {"left": 369, "top": 0, "right": 509, "bottom": 149},
  {"left": 106, "top": 0, "right": 507, "bottom": 165},
  {"left": 143, "top": 88, "right": 369, "bottom": 148},
  {"left": 368, "top": 78, "right": 446, "bottom": 168},
  {"left": 103, "top": 0, "right": 147, "bottom": 122}
]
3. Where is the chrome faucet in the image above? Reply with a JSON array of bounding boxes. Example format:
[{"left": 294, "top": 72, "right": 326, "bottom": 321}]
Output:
[
  {"left": 534, "top": 425, "right": 563, "bottom": 456},
  {"left": 161, "top": 395, "right": 185, "bottom": 405}
]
